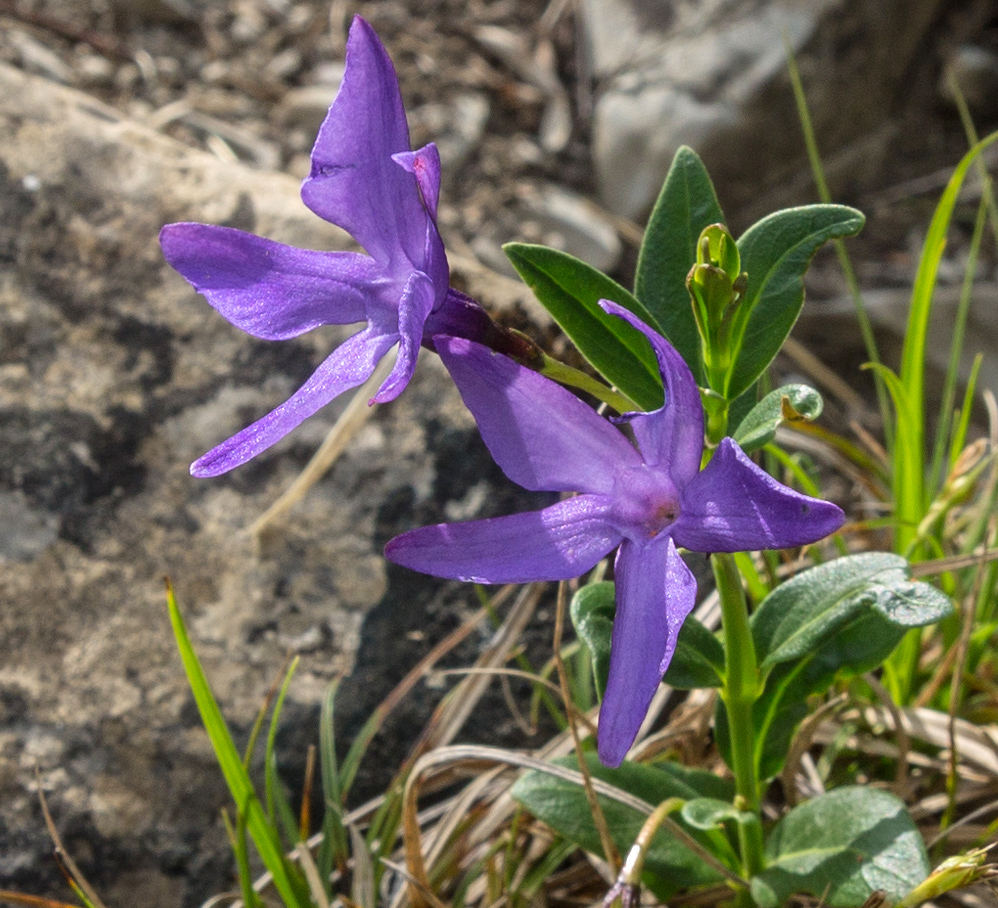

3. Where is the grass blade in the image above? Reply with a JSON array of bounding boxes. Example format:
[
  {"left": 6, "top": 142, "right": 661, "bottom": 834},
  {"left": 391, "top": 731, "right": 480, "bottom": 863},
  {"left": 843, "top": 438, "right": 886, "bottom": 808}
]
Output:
[
  {"left": 895, "top": 130, "right": 998, "bottom": 556},
  {"left": 784, "top": 40, "right": 890, "bottom": 446},
  {"left": 165, "top": 581, "right": 308, "bottom": 908}
]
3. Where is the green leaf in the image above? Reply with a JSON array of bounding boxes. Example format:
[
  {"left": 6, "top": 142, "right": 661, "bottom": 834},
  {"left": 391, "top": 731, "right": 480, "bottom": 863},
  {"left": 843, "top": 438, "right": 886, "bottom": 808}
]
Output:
[
  {"left": 752, "top": 553, "right": 952, "bottom": 670},
  {"left": 732, "top": 384, "right": 824, "bottom": 453},
  {"left": 716, "top": 556, "right": 953, "bottom": 780},
  {"left": 663, "top": 616, "right": 725, "bottom": 689},
  {"left": 511, "top": 754, "right": 733, "bottom": 900},
  {"left": 681, "top": 798, "right": 755, "bottom": 830},
  {"left": 571, "top": 583, "right": 724, "bottom": 696},
  {"left": 751, "top": 787, "right": 928, "bottom": 908},
  {"left": 503, "top": 243, "right": 663, "bottom": 410},
  {"left": 570, "top": 582, "right": 615, "bottom": 700},
  {"left": 728, "top": 609, "right": 908, "bottom": 781},
  {"left": 728, "top": 205, "right": 865, "bottom": 399},
  {"left": 635, "top": 146, "right": 726, "bottom": 381},
  {"left": 895, "top": 130, "right": 998, "bottom": 554}
]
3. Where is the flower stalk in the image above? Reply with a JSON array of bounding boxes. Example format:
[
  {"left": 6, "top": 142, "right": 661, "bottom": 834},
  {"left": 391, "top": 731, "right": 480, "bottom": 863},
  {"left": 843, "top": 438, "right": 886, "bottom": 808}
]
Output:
[{"left": 713, "top": 551, "right": 765, "bottom": 883}]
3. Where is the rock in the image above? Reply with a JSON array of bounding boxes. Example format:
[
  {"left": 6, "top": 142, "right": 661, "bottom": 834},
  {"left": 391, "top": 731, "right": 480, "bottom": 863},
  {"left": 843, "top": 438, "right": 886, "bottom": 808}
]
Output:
[
  {"left": 108, "top": 0, "right": 203, "bottom": 26},
  {"left": 582, "top": 0, "right": 948, "bottom": 221},
  {"left": 278, "top": 82, "right": 341, "bottom": 133},
  {"left": 410, "top": 92, "right": 492, "bottom": 171},
  {"left": 0, "top": 63, "right": 547, "bottom": 905},
  {"left": 520, "top": 184, "right": 622, "bottom": 274},
  {"left": 941, "top": 45, "right": 998, "bottom": 120}
]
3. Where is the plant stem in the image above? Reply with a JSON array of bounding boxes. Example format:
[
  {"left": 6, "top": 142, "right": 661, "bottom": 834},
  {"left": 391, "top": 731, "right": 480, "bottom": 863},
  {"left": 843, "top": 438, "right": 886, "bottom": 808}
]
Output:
[
  {"left": 537, "top": 352, "right": 638, "bottom": 413},
  {"left": 713, "top": 552, "right": 765, "bottom": 884}
]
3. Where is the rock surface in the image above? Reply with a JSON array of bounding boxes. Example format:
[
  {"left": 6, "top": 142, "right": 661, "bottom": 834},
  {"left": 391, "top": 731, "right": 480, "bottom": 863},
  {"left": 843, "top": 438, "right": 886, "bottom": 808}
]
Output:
[
  {"left": 582, "top": 0, "right": 949, "bottom": 221},
  {"left": 0, "top": 62, "right": 548, "bottom": 906}
]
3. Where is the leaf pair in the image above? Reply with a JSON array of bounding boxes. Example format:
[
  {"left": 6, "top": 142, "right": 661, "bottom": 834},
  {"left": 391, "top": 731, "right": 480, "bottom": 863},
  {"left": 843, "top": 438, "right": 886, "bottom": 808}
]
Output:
[
  {"left": 505, "top": 146, "right": 864, "bottom": 411},
  {"left": 724, "top": 552, "right": 952, "bottom": 780},
  {"left": 511, "top": 757, "right": 929, "bottom": 907},
  {"left": 572, "top": 554, "right": 953, "bottom": 782}
]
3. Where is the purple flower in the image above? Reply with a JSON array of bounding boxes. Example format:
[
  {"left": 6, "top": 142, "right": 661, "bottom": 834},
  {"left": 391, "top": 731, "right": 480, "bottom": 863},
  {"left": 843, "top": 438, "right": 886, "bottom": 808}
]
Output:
[
  {"left": 161, "top": 17, "right": 452, "bottom": 477},
  {"left": 385, "top": 302, "right": 844, "bottom": 766}
]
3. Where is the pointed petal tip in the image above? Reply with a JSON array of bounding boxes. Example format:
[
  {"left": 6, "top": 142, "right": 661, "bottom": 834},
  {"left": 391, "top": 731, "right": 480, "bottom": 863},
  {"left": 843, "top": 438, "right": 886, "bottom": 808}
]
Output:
[
  {"left": 189, "top": 451, "right": 229, "bottom": 479},
  {"left": 678, "top": 437, "right": 846, "bottom": 552}
]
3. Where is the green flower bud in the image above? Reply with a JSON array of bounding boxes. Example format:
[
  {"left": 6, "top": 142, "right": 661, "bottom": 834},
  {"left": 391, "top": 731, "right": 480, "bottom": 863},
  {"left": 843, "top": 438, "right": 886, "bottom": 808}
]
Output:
[{"left": 686, "top": 223, "right": 747, "bottom": 395}]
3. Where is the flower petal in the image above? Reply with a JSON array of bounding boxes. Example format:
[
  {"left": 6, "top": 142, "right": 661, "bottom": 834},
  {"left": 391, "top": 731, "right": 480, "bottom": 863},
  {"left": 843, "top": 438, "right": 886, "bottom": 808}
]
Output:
[
  {"left": 384, "top": 495, "right": 621, "bottom": 583},
  {"left": 300, "top": 17, "right": 434, "bottom": 276},
  {"left": 434, "top": 336, "right": 641, "bottom": 494},
  {"left": 160, "top": 223, "right": 387, "bottom": 339},
  {"left": 601, "top": 301, "right": 703, "bottom": 485},
  {"left": 598, "top": 536, "right": 696, "bottom": 767},
  {"left": 371, "top": 271, "right": 436, "bottom": 403},
  {"left": 673, "top": 437, "right": 845, "bottom": 553},
  {"left": 191, "top": 327, "right": 396, "bottom": 477},
  {"left": 393, "top": 143, "right": 441, "bottom": 220},
  {"left": 392, "top": 142, "right": 449, "bottom": 304}
]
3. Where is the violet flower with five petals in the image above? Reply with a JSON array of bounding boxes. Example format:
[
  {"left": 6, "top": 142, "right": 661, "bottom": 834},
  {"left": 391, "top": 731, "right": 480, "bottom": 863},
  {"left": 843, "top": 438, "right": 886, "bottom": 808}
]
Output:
[
  {"left": 385, "top": 302, "right": 844, "bottom": 767},
  {"left": 161, "top": 17, "right": 460, "bottom": 477}
]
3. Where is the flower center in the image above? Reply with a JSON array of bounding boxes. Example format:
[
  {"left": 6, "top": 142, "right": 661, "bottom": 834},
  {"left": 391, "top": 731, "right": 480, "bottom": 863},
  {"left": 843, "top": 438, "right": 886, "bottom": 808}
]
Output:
[{"left": 611, "top": 465, "right": 681, "bottom": 542}]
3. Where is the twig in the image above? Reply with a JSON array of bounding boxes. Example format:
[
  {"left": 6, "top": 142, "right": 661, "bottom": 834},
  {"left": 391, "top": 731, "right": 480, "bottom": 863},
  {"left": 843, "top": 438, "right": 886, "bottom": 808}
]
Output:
[
  {"left": 942, "top": 544, "right": 994, "bottom": 836},
  {"left": 553, "top": 579, "right": 621, "bottom": 870},
  {"left": 781, "top": 694, "right": 847, "bottom": 806},
  {"left": 34, "top": 769, "right": 108, "bottom": 908},
  {"left": 864, "top": 674, "right": 911, "bottom": 798},
  {"left": 251, "top": 352, "right": 395, "bottom": 536},
  {"left": 400, "top": 744, "right": 747, "bottom": 891}
]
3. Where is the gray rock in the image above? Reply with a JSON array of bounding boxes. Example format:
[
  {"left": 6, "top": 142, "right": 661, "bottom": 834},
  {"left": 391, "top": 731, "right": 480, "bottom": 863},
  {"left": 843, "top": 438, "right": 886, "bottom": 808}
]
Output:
[
  {"left": 278, "top": 83, "right": 340, "bottom": 133},
  {"left": 520, "top": 184, "right": 622, "bottom": 274},
  {"left": 410, "top": 92, "right": 492, "bottom": 171},
  {"left": 0, "top": 63, "right": 545, "bottom": 905},
  {"left": 941, "top": 45, "right": 998, "bottom": 120},
  {"left": 582, "top": 0, "right": 947, "bottom": 221}
]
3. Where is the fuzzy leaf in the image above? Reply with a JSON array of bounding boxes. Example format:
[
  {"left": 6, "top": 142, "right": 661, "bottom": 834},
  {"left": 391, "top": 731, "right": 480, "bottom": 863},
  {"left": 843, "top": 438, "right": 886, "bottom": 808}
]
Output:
[
  {"left": 570, "top": 582, "right": 615, "bottom": 700},
  {"left": 752, "top": 553, "right": 952, "bottom": 670},
  {"left": 732, "top": 384, "right": 823, "bottom": 453},
  {"left": 751, "top": 787, "right": 928, "bottom": 908},
  {"left": 511, "top": 753, "right": 733, "bottom": 900},
  {"left": 682, "top": 798, "right": 756, "bottom": 830}
]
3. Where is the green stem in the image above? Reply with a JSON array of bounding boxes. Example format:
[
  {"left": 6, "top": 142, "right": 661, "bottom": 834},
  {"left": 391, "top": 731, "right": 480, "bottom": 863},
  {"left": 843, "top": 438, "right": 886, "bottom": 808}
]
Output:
[
  {"left": 536, "top": 352, "right": 638, "bottom": 413},
  {"left": 713, "top": 552, "right": 765, "bottom": 883}
]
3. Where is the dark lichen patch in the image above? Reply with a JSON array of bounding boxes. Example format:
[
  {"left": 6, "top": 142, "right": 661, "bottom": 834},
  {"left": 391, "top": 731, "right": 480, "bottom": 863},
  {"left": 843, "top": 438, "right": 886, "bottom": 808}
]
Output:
[
  {"left": 110, "top": 316, "right": 177, "bottom": 390},
  {"left": 0, "top": 161, "right": 39, "bottom": 264},
  {"left": 0, "top": 406, "right": 148, "bottom": 545}
]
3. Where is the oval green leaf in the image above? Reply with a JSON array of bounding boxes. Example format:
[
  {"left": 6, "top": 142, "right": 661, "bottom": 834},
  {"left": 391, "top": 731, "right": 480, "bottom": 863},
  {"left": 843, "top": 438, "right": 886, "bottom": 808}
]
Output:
[
  {"left": 663, "top": 616, "right": 725, "bottom": 690},
  {"left": 511, "top": 754, "right": 734, "bottom": 900},
  {"left": 752, "top": 553, "right": 953, "bottom": 670},
  {"left": 732, "top": 384, "right": 824, "bottom": 453},
  {"left": 681, "top": 797, "right": 756, "bottom": 831},
  {"left": 728, "top": 205, "right": 865, "bottom": 399},
  {"left": 751, "top": 787, "right": 928, "bottom": 908},
  {"left": 570, "top": 581, "right": 615, "bottom": 700}
]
